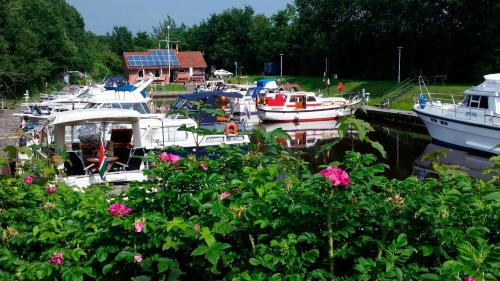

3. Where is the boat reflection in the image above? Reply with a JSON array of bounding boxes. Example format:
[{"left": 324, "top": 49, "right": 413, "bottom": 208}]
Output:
[
  {"left": 413, "top": 142, "right": 494, "bottom": 180},
  {"left": 259, "top": 121, "right": 340, "bottom": 148}
]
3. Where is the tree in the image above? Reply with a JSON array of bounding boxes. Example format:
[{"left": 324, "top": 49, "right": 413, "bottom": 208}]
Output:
[{"left": 108, "top": 26, "right": 134, "bottom": 56}]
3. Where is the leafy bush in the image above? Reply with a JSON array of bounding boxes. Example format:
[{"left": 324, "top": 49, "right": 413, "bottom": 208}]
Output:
[{"left": 0, "top": 139, "right": 498, "bottom": 280}]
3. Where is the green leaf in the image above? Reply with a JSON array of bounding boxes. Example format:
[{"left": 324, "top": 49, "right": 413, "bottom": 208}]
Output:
[
  {"left": 419, "top": 273, "right": 440, "bottom": 280},
  {"left": 249, "top": 258, "right": 260, "bottom": 266},
  {"left": 466, "top": 227, "right": 490, "bottom": 240},
  {"left": 422, "top": 246, "right": 433, "bottom": 257},
  {"left": 32, "top": 225, "right": 39, "bottom": 237},
  {"left": 158, "top": 257, "right": 176, "bottom": 273},
  {"left": 135, "top": 275, "right": 151, "bottom": 281},
  {"left": 484, "top": 191, "right": 500, "bottom": 202},
  {"left": 396, "top": 233, "right": 408, "bottom": 248},
  {"left": 212, "top": 220, "right": 236, "bottom": 235},
  {"left": 200, "top": 227, "right": 216, "bottom": 246},
  {"left": 96, "top": 247, "right": 108, "bottom": 262},
  {"left": 102, "top": 263, "right": 114, "bottom": 275},
  {"left": 191, "top": 245, "right": 208, "bottom": 256}
]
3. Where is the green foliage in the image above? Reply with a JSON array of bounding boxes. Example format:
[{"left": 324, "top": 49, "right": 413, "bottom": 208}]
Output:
[{"left": 1, "top": 134, "right": 498, "bottom": 280}]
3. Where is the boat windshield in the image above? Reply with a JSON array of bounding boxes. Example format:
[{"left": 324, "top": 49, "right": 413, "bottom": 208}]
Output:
[
  {"left": 83, "top": 103, "right": 97, "bottom": 109},
  {"left": 77, "top": 90, "right": 92, "bottom": 99}
]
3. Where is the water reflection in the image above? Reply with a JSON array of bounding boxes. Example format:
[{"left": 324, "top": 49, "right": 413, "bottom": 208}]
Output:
[
  {"left": 259, "top": 121, "right": 340, "bottom": 148},
  {"left": 259, "top": 121, "right": 495, "bottom": 180},
  {"left": 413, "top": 143, "right": 494, "bottom": 180}
]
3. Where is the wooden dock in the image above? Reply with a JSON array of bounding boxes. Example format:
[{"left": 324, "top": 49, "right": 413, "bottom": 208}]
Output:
[{"left": 356, "top": 106, "right": 428, "bottom": 133}]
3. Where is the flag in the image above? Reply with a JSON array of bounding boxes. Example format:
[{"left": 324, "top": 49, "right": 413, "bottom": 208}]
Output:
[{"left": 98, "top": 140, "right": 108, "bottom": 180}]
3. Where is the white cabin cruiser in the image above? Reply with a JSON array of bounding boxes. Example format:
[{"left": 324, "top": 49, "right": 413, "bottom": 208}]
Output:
[
  {"left": 413, "top": 74, "right": 500, "bottom": 154},
  {"left": 48, "top": 109, "right": 249, "bottom": 188},
  {"left": 51, "top": 109, "right": 148, "bottom": 188},
  {"left": 258, "top": 91, "right": 362, "bottom": 123},
  {"left": 16, "top": 77, "right": 154, "bottom": 122},
  {"left": 39, "top": 108, "right": 249, "bottom": 151}
]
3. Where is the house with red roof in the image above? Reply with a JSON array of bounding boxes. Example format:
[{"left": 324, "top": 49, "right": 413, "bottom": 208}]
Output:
[{"left": 123, "top": 49, "right": 207, "bottom": 84}]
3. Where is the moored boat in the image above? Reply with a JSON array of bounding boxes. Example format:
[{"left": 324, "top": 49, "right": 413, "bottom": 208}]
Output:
[
  {"left": 413, "top": 74, "right": 500, "bottom": 154},
  {"left": 257, "top": 91, "right": 362, "bottom": 123}
]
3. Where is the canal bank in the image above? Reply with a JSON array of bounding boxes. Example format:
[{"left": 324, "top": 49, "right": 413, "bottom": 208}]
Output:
[{"left": 356, "top": 105, "right": 427, "bottom": 134}]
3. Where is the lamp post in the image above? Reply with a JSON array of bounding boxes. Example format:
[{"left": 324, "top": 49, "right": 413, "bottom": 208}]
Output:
[
  {"left": 235, "top": 61, "right": 238, "bottom": 77},
  {"left": 397, "top": 46, "right": 403, "bottom": 83},
  {"left": 280, "top": 53, "right": 283, "bottom": 78},
  {"left": 167, "top": 25, "right": 171, "bottom": 84}
]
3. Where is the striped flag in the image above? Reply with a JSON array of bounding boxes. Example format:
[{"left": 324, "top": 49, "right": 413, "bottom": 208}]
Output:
[{"left": 98, "top": 139, "right": 108, "bottom": 180}]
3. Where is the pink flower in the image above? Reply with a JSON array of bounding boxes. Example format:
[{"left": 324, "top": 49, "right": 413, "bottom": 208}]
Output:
[
  {"left": 320, "top": 166, "right": 350, "bottom": 187},
  {"left": 199, "top": 162, "right": 208, "bottom": 171},
  {"left": 464, "top": 277, "right": 476, "bottom": 281},
  {"left": 107, "top": 203, "right": 132, "bottom": 217},
  {"left": 23, "top": 176, "right": 33, "bottom": 184},
  {"left": 47, "top": 184, "right": 57, "bottom": 194},
  {"left": 193, "top": 223, "right": 201, "bottom": 233},
  {"left": 134, "top": 220, "right": 145, "bottom": 233},
  {"left": 218, "top": 191, "right": 232, "bottom": 201},
  {"left": 157, "top": 152, "right": 181, "bottom": 164},
  {"left": 48, "top": 252, "right": 63, "bottom": 266},
  {"left": 134, "top": 255, "right": 143, "bottom": 263}
]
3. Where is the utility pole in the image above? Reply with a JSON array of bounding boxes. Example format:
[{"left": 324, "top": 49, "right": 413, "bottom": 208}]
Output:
[
  {"left": 280, "top": 53, "right": 283, "bottom": 78},
  {"left": 235, "top": 61, "right": 238, "bottom": 77},
  {"left": 397, "top": 46, "right": 403, "bottom": 83},
  {"left": 167, "top": 25, "right": 171, "bottom": 84}
]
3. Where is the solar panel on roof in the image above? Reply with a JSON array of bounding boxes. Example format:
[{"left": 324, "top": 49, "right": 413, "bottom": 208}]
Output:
[{"left": 127, "top": 50, "right": 180, "bottom": 67}]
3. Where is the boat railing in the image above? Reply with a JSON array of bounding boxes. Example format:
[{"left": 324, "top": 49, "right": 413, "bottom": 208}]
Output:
[{"left": 417, "top": 98, "right": 500, "bottom": 126}]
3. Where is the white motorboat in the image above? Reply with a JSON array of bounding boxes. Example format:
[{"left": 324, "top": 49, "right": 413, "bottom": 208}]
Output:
[
  {"left": 38, "top": 108, "right": 249, "bottom": 151},
  {"left": 413, "top": 74, "right": 500, "bottom": 154},
  {"left": 16, "top": 76, "right": 155, "bottom": 122},
  {"left": 258, "top": 91, "right": 362, "bottom": 123},
  {"left": 50, "top": 109, "right": 148, "bottom": 188},
  {"left": 46, "top": 109, "right": 249, "bottom": 188}
]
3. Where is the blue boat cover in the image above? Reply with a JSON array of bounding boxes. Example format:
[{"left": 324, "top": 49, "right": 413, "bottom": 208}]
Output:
[
  {"left": 172, "top": 91, "right": 243, "bottom": 123},
  {"left": 256, "top": 79, "right": 276, "bottom": 87}
]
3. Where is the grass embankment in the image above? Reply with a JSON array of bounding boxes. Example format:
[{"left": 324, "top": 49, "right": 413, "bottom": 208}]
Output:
[
  {"left": 151, "top": 83, "right": 187, "bottom": 92},
  {"left": 224, "top": 75, "right": 471, "bottom": 111}
]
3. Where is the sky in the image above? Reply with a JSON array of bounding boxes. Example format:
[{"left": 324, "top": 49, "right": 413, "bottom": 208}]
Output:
[{"left": 67, "top": 0, "right": 293, "bottom": 35}]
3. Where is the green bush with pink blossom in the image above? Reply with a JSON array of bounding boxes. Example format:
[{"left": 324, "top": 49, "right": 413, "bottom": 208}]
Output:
[{"left": 0, "top": 139, "right": 499, "bottom": 280}]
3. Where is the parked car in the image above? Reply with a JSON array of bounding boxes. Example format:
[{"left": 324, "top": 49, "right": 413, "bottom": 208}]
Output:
[{"left": 213, "top": 69, "right": 233, "bottom": 78}]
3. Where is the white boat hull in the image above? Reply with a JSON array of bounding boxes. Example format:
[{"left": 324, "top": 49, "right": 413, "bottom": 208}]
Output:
[
  {"left": 63, "top": 170, "right": 148, "bottom": 189},
  {"left": 414, "top": 108, "right": 500, "bottom": 154},
  {"left": 258, "top": 106, "right": 355, "bottom": 122}
]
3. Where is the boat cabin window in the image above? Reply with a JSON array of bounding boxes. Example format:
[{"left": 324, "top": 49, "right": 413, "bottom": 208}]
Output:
[
  {"left": 307, "top": 96, "right": 317, "bottom": 102},
  {"left": 77, "top": 90, "right": 92, "bottom": 99},
  {"left": 289, "top": 96, "right": 304, "bottom": 102},
  {"left": 461, "top": 95, "right": 470, "bottom": 107},
  {"left": 479, "top": 96, "right": 489, "bottom": 109},
  {"left": 467, "top": 95, "right": 489, "bottom": 109},
  {"left": 83, "top": 103, "right": 97, "bottom": 109},
  {"left": 120, "top": 103, "right": 148, "bottom": 114}
]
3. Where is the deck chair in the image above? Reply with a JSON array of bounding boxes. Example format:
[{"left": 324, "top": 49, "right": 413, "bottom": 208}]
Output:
[
  {"left": 64, "top": 151, "right": 85, "bottom": 176},
  {"left": 125, "top": 148, "right": 145, "bottom": 171},
  {"left": 78, "top": 134, "right": 100, "bottom": 173},
  {"left": 110, "top": 128, "right": 133, "bottom": 168}
]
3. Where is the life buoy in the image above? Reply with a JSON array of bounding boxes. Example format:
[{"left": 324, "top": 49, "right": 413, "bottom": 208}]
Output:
[{"left": 225, "top": 122, "right": 238, "bottom": 135}]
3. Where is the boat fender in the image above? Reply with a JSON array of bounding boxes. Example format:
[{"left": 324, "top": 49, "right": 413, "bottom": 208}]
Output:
[
  {"left": 418, "top": 94, "right": 427, "bottom": 109},
  {"left": 225, "top": 122, "right": 238, "bottom": 135}
]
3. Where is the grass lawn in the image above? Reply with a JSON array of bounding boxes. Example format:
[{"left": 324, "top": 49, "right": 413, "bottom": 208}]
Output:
[{"left": 151, "top": 83, "right": 187, "bottom": 92}]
